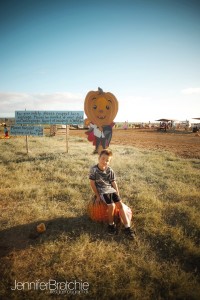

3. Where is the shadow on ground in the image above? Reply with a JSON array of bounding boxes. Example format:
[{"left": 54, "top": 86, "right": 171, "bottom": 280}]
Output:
[{"left": 0, "top": 215, "right": 132, "bottom": 258}]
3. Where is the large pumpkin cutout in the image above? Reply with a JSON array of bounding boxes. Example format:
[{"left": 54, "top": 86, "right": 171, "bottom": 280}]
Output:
[{"left": 84, "top": 87, "right": 118, "bottom": 153}]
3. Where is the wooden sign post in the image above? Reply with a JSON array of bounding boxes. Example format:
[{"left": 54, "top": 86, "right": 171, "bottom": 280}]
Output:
[
  {"left": 25, "top": 109, "right": 28, "bottom": 154},
  {"left": 10, "top": 126, "right": 44, "bottom": 153},
  {"left": 25, "top": 134, "right": 29, "bottom": 153},
  {"left": 66, "top": 125, "right": 69, "bottom": 153},
  {"left": 50, "top": 125, "right": 57, "bottom": 136}
]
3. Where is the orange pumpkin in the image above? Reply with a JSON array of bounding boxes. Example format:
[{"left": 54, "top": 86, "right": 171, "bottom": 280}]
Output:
[
  {"left": 87, "top": 197, "right": 119, "bottom": 223},
  {"left": 36, "top": 223, "right": 46, "bottom": 233},
  {"left": 84, "top": 87, "right": 118, "bottom": 128}
]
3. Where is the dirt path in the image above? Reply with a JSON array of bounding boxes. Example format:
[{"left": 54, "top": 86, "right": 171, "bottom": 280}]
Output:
[{"left": 70, "top": 128, "right": 200, "bottom": 159}]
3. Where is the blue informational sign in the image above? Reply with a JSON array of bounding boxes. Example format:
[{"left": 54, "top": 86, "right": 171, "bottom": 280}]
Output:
[
  {"left": 15, "top": 111, "right": 84, "bottom": 125},
  {"left": 11, "top": 126, "right": 43, "bottom": 136}
]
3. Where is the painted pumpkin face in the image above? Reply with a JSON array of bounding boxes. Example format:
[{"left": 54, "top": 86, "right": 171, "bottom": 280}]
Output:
[{"left": 84, "top": 88, "right": 118, "bottom": 127}]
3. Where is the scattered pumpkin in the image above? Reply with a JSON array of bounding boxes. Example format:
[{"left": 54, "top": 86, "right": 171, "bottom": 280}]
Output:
[{"left": 36, "top": 223, "right": 46, "bottom": 233}]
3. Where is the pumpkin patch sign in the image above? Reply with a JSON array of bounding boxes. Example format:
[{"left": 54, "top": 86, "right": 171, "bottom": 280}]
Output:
[{"left": 84, "top": 87, "right": 118, "bottom": 153}]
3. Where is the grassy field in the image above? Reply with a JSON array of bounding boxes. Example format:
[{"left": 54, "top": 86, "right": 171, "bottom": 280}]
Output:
[{"left": 0, "top": 133, "right": 200, "bottom": 300}]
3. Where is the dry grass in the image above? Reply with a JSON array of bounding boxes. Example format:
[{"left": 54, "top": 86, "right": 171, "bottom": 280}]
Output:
[{"left": 0, "top": 133, "right": 200, "bottom": 299}]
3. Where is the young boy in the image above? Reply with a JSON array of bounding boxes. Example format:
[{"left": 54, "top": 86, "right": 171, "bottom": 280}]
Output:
[{"left": 89, "top": 149, "right": 135, "bottom": 239}]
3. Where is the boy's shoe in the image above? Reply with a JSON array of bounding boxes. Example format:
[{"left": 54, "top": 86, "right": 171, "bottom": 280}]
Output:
[
  {"left": 123, "top": 227, "right": 136, "bottom": 240},
  {"left": 108, "top": 224, "right": 117, "bottom": 235}
]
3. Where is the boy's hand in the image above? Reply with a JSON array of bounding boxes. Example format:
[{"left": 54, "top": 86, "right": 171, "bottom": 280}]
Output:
[{"left": 111, "top": 181, "right": 119, "bottom": 195}]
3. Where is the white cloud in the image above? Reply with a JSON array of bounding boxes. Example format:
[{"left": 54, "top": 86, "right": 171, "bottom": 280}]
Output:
[
  {"left": 0, "top": 92, "right": 84, "bottom": 116},
  {"left": 181, "top": 88, "right": 200, "bottom": 94}
]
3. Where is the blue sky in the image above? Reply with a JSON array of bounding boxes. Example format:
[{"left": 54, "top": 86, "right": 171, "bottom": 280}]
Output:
[{"left": 0, "top": 0, "right": 200, "bottom": 122}]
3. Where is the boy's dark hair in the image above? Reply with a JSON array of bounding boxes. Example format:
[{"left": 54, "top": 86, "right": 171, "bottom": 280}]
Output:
[{"left": 99, "top": 149, "right": 113, "bottom": 157}]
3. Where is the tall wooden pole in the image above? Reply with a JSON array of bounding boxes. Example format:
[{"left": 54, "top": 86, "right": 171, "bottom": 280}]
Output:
[
  {"left": 25, "top": 134, "right": 29, "bottom": 153},
  {"left": 25, "top": 108, "right": 29, "bottom": 153},
  {"left": 66, "top": 125, "right": 69, "bottom": 153}
]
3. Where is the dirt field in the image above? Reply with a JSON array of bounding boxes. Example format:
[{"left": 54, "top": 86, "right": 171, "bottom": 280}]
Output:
[{"left": 70, "top": 128, "right": 200, "bottom": 159}]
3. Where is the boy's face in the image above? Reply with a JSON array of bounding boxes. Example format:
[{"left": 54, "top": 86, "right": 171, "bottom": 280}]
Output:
[{"left": 98, "top": 154, "right": 112, "bottom": 171}]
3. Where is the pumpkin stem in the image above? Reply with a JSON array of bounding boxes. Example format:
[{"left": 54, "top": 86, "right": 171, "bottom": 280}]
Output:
[{"left": 98, "top": 87, "right": 104, "bottom": 94}]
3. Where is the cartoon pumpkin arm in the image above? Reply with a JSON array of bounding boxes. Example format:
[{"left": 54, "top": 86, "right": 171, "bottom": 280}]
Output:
[{"left": 85, "top": 124, "right": 96, "bottom": 145}]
